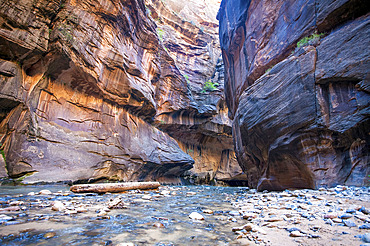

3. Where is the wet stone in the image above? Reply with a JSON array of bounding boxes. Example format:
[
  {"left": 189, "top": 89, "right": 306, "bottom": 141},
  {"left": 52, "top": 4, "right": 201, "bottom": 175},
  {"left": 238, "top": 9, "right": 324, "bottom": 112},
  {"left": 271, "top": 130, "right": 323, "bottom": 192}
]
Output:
[
  {"left": 44, "top": 232, "right": 56, "bottom": 239},
  {"left": 363, "top": 233, "right": 370, "bottom": 243},
  {"left": 360, "top": 207, "right": 370, "bottom": 215},
  {"left": 359, "top": 224, "right": 370, "bottom": 230},
  {"left": 228, "top": 211, "right": 240, "bottom": 216},
  {"left": 344, "top": 220, "right": 356, "bottom": 227},
  {"left": 340, "top": 213, "right": 353, "bottom": 219}
]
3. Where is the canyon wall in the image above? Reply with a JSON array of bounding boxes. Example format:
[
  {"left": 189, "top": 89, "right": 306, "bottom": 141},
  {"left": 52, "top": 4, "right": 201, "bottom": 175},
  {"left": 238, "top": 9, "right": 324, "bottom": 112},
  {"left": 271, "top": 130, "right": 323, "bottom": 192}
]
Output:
[
  {"left": 219, "top": 0, "right": 370, "bottom": 190},
  {"left": 0, "top": 0, "right": 244, "bottom": 184}
]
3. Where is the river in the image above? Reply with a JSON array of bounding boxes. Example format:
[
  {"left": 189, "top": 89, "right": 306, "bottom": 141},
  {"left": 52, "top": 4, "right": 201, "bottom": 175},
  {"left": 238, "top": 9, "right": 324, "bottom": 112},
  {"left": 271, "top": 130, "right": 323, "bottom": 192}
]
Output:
[{"left": 0, "top": 185, "right": 248, "bottom": 245}]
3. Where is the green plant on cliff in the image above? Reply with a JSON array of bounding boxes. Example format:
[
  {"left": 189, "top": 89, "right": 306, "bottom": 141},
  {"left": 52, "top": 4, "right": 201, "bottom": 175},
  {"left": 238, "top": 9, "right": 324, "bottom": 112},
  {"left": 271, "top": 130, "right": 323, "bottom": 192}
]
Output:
[
  {"left": 297, "top": 32, "right": 324, "bottom": 48},
  {"left": 59, "top": 23, "right": 74, "bottom": 44},
  {"left": 184, "top": 74, "right": 190, "bottom": 84},
  {"left": 157, "top": 28, "right": 164, "bottom": 42},
  {"left": 201, "top": 80, "right": 219, "bottom": 93}
]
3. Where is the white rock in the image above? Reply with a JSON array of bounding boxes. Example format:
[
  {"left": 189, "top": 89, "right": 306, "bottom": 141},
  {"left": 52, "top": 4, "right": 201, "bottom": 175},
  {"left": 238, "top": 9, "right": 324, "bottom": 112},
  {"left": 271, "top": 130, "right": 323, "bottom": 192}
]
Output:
[
  {"left": 108, "top": 198, "right": 127, "bottom": 209},
  {"left": 9, "top": 201, "right": 24, "bottom": 206},
  {"left": 0, "top": 214, "right": 13, "bottom": 222},
  {"left": 65, "top": 210, "right": 78, "bottom": 215},
  {"left": 142, "top": 195, "right": 152, "bottom": 200},
  {"left": 39, "top": 190, "right": 52, "bottom": 195},
  {"left": 242, "top": 213, "right": 258, "bottom": 220},
  {"left": 189, "top": 212, "right": 204, "bottom": 220},
  {"left": 51, "top": 201, "right": 66, "bottom": 211},
  {"left": 76, "top": 207, "right": 88, "bottom": 213},
  {"left": 97, "top": 211, "right": 108, "bottom": 217},
  {"left": 27, "top": 192, "right": 36, "bottom": 196},
  {"left": 290, "top": 231, "right": 305, "bottom": 237},
  {"left": 161, "top": 190, "right": 171, "bottom": 196}
]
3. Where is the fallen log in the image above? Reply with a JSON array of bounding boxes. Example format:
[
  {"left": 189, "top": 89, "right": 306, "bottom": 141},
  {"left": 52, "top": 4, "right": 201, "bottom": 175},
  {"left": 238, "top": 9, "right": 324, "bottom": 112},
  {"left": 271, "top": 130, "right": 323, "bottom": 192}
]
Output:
[{"left": 70, "top": 181, "right": 161, "bottom": 193}]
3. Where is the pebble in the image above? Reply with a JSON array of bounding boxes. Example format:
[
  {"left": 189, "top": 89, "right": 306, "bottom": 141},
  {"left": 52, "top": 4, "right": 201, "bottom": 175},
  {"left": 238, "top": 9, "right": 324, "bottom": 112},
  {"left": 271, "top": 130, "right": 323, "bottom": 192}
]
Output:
[
  {"left": 265, "top": 216, "right": 283, "bottom": 222},
  {"left": 356, "top": 215, "right": 369, "bottom": 222},
  {"left": 363, "top": 233, "right": 370, "bottom": 243},
  {"left": 332, "top": 218, "right": 342, "bottom": 223},
  {"left": 107, "top": 198, "right": 127, "bottom": 209},
  {"left": 43, "top": 232, "right": 56, "bottom": 239},
  {"left": 203, "top": 209, "right": 213, "bottom": 214},
  {"left": 0, "top": 214, "right": 13, "bottom": 222},
  {"left": 160, "top": 190, "right": 171, "bottom": 196},
  {"left": 153, "top": 222, "right": 164, "bottom": 228},
  {"left": 97, "top": 211, "right": 108, "bottom": 217},
  {"left": 232, "top": 223, "right": 266, "bottom": 234},
  {"left": 324, "top": 213, "right": 338, "bottom": 219},
  {"left": 242, "top": 213, "right": 257, "bottom": 220},
  {"left": 186, "top": 192, "right": 196, "bottom": 196},
  {"left": 51, "top": 201, "right": 66, "bottom": 211},
  {"left": 343, "top": 220, "right": 356, "bottom": 227},
  {"left": 339, "top": 213, "right": 353, "bottom": 219},
  {"left": 189, "top": 212, "right": 204, "bottom": 220},
  {"left": 325, "top": 219, "right": 333, "bottom": 225},
  {"left": 228, "top": 211, "right": 240, "bottom": 216},
  {"left": 65, "top": 210, "right": 78, "bottom": 215},
  {"left": 9, "top": 201, "right": 24, "bottom": 206},
  {"left": 39, "top": 190, "right": 52, "bottom": 195},
  {"left": 290, "top": 231, "right": 305, "bottom": 237},
  {"left": 360, "top": 207, "right": 370, "bottom": 215},
  {"left": 360, "top": 224, "right": 370, "bottom": 230},
  {"left": 142, "top": 195, "right": 151, "bottom": 200},
  {"left": 76, "top": 207, "right": 88, "bottom": 213}
]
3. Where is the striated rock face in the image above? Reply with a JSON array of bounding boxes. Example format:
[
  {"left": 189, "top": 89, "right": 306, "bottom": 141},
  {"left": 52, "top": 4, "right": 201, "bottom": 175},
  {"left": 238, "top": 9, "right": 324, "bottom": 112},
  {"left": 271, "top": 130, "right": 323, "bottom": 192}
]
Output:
[
  {"left": 0, "top": 0, "right": 194, "bottom": 183},
  {"left": 219, "top": 0, "right": 370, "bottom": 190},
  {"left": 0, "top": 0, "right": 244, "bottom": 184}
]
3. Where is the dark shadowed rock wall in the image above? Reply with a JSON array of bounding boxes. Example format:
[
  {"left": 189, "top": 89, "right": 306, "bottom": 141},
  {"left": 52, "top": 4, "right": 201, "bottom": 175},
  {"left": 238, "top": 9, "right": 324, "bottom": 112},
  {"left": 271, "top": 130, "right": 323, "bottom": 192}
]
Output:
[{"left": 218, "top": 0, "right": 370, "bottom": 190}]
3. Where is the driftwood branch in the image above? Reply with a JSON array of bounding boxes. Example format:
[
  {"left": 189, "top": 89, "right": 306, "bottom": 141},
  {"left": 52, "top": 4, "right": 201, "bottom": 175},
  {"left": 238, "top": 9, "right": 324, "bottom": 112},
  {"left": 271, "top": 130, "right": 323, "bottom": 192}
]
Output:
[{"left": 70, "top": 182, "right": 161, "bottom": 193}]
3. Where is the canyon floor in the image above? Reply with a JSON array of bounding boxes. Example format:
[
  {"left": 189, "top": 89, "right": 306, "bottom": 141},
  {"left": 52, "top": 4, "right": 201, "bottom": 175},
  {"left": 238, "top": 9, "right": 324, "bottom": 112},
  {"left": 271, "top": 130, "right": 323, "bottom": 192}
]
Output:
[{"left": 0, "top": 184, "right": 369, "bottom": 245}]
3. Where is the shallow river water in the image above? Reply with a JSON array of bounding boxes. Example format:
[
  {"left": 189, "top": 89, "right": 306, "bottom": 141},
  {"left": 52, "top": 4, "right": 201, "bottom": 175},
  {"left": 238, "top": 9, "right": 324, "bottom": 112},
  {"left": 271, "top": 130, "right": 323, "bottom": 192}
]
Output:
[{"left": 0, "top": 185, "right": 248, "bottom": 246}]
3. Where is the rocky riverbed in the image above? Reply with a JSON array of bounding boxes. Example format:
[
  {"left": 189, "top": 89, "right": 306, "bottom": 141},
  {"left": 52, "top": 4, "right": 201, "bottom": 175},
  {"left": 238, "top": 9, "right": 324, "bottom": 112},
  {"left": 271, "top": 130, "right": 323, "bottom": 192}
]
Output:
[{"left": 0, "top": 185, "right": 369, "bottom": 245}]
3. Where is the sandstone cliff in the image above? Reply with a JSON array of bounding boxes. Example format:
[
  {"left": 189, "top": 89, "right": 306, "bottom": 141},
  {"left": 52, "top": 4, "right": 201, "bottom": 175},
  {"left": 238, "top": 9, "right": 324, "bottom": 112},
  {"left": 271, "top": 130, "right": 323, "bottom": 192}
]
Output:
[
  {"left": 219, "top": 0, "right": 370, "bottom": 190},
  {"left": 0, "top": 0, "right": 244, "bottom": 184}
]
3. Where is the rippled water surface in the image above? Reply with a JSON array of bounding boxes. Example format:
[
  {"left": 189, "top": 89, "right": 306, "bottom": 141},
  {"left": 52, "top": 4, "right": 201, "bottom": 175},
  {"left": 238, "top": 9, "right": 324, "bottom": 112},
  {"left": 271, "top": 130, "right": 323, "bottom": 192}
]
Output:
[{"left": 0, "top": 185, "right": 248, "bottom": 245}]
